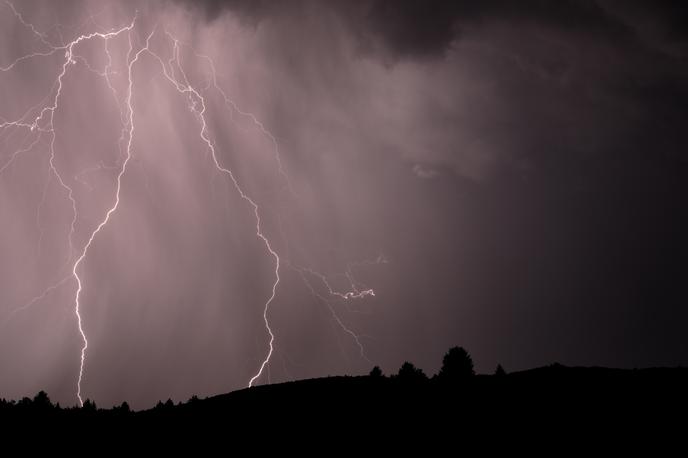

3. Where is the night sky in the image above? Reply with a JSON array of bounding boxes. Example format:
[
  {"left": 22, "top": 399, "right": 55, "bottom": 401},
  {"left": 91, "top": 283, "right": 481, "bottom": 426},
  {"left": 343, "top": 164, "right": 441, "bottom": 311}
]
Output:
[{"left": 1, "top": 0, "right": 687, "bottom": 408}]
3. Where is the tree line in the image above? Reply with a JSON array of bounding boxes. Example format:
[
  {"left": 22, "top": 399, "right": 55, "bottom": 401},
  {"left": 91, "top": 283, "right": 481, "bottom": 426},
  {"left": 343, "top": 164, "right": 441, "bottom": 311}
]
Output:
[
  {"left": 0, "top": 346, "right": 495, "bottom": 413},
  {"left": 370, "top": 346, "right": 505, "bottom": 382}
]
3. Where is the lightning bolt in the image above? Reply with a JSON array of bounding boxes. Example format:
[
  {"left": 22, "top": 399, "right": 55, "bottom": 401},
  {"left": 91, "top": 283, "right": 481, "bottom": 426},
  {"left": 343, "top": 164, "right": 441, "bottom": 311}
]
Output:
[
  {"left": 145, "top": 30, "right": 279, "bottom": 387},
  {"left": 0, "top": 274, "right": 72, "bottom": 328},
  {"left": 290, "top": 264, "right": 371, "bottom": 363},
  {"left": 1, "top": 2, "right": 383, "bottom": 405},
  {"left": 73, "top": 21, "right": 150, "bottom": 407},
  {"left": 190, "top": 48, "right": 295, "bottom": 196},
  {"left": 284, "top": 256, "right": 387, "bottom": 364},
  {"left": 1, "top": 1, "right": 139, "bottom": 404}
]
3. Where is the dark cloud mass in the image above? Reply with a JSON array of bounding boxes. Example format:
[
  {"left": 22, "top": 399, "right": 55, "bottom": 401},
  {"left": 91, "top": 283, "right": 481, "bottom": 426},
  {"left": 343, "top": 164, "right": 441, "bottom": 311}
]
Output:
[
  {"left": 1, "top": 0, "right": 688, "bottom": 408},
  {"left": 173, "top": 0, "right": 273, "bottom": 23}
]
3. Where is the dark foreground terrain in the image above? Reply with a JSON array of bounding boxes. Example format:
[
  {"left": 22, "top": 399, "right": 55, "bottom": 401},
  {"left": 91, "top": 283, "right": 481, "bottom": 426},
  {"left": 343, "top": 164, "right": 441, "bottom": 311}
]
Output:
[{"left": 2, "top": 364, "right": 687, "bottom": 446}]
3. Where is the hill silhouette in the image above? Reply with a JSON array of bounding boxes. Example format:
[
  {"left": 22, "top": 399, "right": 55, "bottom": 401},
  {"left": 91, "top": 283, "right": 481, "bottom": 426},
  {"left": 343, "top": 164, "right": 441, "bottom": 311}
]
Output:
[{"left": 2, "top": 347, "right": 686, "bottom": 444}]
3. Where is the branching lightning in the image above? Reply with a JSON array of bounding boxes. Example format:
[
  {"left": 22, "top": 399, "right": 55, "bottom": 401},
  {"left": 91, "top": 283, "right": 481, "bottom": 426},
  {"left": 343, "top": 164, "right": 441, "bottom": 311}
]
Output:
[
  {"left": 144, "top": 31, "right": 280, "bottom": 387},
  {"left": 0, "top": 2, "right": 383, "bottom": 405},
  {"left": 1, "top": 5, "right": 145, "bottom": 404},
  {"left": 72, "top": 21, "right": 150, "bottom": 407},
  {"left": 285, "top": 255, "right": 387, "bottom": 363}
]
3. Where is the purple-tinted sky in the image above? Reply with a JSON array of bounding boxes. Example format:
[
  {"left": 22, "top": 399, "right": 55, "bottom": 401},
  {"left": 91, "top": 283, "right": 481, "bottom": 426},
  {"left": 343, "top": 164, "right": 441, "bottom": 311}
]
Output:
[{"left": 1, "top": 0, "right": 688, "bottom": 408}]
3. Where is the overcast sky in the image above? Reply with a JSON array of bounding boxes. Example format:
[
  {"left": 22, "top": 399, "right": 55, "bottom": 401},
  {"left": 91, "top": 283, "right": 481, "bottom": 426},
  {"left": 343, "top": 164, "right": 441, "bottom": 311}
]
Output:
[{"left": 1, "top": 0, "right": 687, "bottom": 408}]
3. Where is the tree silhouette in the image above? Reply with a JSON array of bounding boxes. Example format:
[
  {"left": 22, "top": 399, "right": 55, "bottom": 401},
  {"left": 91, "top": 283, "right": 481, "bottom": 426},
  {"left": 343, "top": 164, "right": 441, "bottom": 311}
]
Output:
[
  {"left": 33, "top": 391, "right": 53, "bottom": 409},
  {"left": 156, "top": 399, "right": 174, "bottom": 410},
  {"left": 118, "top": 401, "right": 131, "bottom": 413},
  {"left": 82, "top": 399, "right": 97, "bottom": 412},
  {"left": 369, "top": 366, "right": 383, "bottom": 378},
  {"left": 438, "top": 346, "right": 474, "bottom": 382},
  {"left": 397, "top": 361, "right": 428, "bottom": 383},
  {"left": 495, "top": 364, "right": 507, "bottom": 377}
]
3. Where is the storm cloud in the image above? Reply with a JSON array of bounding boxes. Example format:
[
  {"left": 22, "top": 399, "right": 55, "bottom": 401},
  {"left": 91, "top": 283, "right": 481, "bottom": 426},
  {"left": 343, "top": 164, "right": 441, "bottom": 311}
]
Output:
[{"left": 1, "top": 0, "right": 688, "bottom": 408}]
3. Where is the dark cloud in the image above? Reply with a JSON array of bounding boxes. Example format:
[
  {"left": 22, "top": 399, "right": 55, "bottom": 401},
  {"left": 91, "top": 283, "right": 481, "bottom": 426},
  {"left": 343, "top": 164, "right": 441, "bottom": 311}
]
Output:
[
  {"left": 357, "top": 0, "right": 462, "bottom": 59},
  {"left": 170, "top": 0, "right": 688, "bottom": 60},
  {"left": 612, "top": 0, "right": 688, "bottom": 42},
  {"left": 173, "top": 0, "right": 631, "bottom": 59},
  {"left": 341, "top": 0, "right": 633, "bottom": 60},
  {"left": 170, "top": 0, "right": 276, "bottom": 23},
  {"left": 458, "top": 0, "right": 625, "bottom": 30}
]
